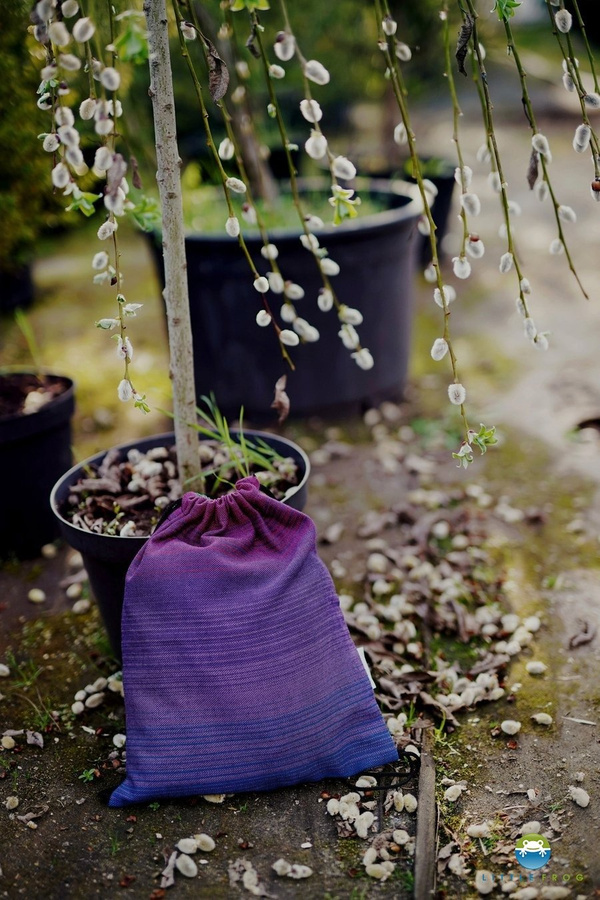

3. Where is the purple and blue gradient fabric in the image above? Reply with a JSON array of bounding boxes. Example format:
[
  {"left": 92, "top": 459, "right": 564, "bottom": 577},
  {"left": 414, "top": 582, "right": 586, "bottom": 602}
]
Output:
[{"left": 109, "top": 476, "right": 397, "bottom": 806}]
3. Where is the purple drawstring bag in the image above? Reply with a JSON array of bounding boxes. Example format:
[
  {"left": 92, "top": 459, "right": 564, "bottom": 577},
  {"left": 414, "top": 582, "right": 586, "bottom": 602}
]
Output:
[{"left": 109, "top": 476, "right": 397, "bottom": 807}]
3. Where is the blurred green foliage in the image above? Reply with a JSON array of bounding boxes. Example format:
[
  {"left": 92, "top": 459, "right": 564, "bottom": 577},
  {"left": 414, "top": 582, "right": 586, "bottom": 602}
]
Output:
[
  {"left": 123, "top": 0, "right": 445, "bottom": 181},
  {"left": 0, "top": 0, "right": 61, "bottom": 271}
]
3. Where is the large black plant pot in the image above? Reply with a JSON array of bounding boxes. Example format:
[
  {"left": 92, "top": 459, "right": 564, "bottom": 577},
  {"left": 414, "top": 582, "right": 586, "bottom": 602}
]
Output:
[
  {"left": 148, "top": 178, "right": 421, "bottom": 420},
  {"left": 0, "top": 373, "right": 74, "bottom": 558},
  {"left": 51, "top": 430, "right": 310, "bottom": 659},
  {"left": 0, "top": 265, "right": 35, "bottom": 313}
]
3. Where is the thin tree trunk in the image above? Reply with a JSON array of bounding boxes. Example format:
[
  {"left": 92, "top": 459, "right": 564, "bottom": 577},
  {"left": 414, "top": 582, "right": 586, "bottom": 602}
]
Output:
[{"left": 144, "top": 0, "right": 200, "bottom": 488}]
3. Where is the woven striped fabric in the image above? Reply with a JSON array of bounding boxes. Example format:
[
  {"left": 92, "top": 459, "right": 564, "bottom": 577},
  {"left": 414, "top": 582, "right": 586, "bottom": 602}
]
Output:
[{"left": 109, "top": 476, "right": 397, "bottom": 807}]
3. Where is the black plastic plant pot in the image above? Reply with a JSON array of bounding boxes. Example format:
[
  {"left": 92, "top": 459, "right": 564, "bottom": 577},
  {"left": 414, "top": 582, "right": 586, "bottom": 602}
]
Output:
[
  {"left": 0, "top": 373, "right": 74, "bottom": 559},
  {"left": 148, "top": 177, "right": 422, "bottom": 420},
  {"left": 0, "top": 265, "right": 34, "bottom": 313},
  {"left": 50, "top": 430, "right": 310, "bottom": 660}
]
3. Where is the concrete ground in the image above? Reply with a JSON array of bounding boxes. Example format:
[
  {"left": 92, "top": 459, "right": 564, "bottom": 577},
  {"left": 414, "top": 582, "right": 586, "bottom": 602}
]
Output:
[{"left": 2, "top": 40, "right": 600, "bottom": 900}]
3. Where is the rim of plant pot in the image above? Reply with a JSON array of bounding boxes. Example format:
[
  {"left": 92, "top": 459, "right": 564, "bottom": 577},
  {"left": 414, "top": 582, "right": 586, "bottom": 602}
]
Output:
[
  {"left": 181, "top": 176, "right": 423, "bottom": 245},
  {"left": 0, "top": 369, "right": 75, "bottom": 444},
  {"left": 50, "top": 429, "right": 311, "bottom": 559}
]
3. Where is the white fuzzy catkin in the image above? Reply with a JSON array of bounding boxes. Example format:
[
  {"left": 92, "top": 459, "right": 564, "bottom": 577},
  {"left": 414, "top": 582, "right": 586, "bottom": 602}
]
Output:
[
  {"left": 284, "top": 282, "right": 305, "bottom": 300},
  {"left": 305, "top": 130, "right": 328, "bottom": 160},
  {"left": 532, "top": 132, "right": 551, "bottom": 159},
  {"left": 433, "top": 285, "right": 456, "bottom": 308},
  {"left": 499, "top": 252, "right": 514, "bottom": 274},
  {"left": 395, "top": 42, "right": 412, "bottom": 62},
  {"left": 253, "top": 276, "right": 269, "bottom": 293},
  {"left": 42, "top": 133, "right": 60, "bottom": 152},
  {"left": 55, "top": 106, "right": 75, "bottom": 127},
  {"left": 563, "top": 72, "right": 575, "bottom": 92},
  {"left": 267, "top": 272, "right": 284, "bottom": 293},
  {"left": 225, "top": 216, "right": 240, "bottom": 237},
  {"left": 225, "top": 176, "right": 247, "bottom": 194},
  {"left": 423, "top": 263, "right": 437, "bottom": 282},
  {"left": 448, "top": 383, "right": 466, "bottom": 406},
  {"left": 568, "top": 786, "right": 590, "bottom": 807},
  {"left": 118, "top": 379, "right": 133, "bottom": 402},
  {"left": 452, "top": 256, "right": 471, "bottom": 279},
  {"left": 466, "top": 237, "right": 485, "bottom": 259},
  {"left": 531, "top": 713, "right": 553, "bottom": 726},
  {"left": 299, "top": 99, "right": 323, "bottom": 123},
  {"left": 73, "top": 16, "right": 95, "bottom": 42},
  {"left": 339, "top": 306, "right": 363, "bottom": 325},
  {"left": 460, "top": 193, "right": 481, "bottom": 216},
  {"left": 476, "top": 143, "right": 491, "bottom": 164},
  {"left": 573, "top": 124, "right": 591, "bottom": 152},
  {"left": 500, "top": 719, "right": 521, "bottom": 735},
  {"left": 488, "top": 171, "right": 502, "bottom": 193},
  {"left": 300, "top": 233, "right": 319, "bottom": 252},
  {"left": 92, "top": 251, "right": 109, "bottom": 270},
  {"left": 535, "top": 180, "right": 549, "bottom": 202},
  {"left": 382, "top": 15, "right": 397, "bottom": 35},
  {"left": 94, "top": 146, "right": 113, "bottom": 171},
  {"left": 261, "top": 243, "right": 279, "bottom": 260},
  {"left": 280, "top": 304, "right": 296, "bottom": 324},
  {"left": 353, "top": 348, "right": 374, "bottom": 370},
  {"left": 331, "top": 157, "right": 357, "bottom": 181},
  {"left": 51, "top": 162, "right": 70, "bottom": 188},
  {"left": 318, "top": 288, "right": 334, "bottom": 312},
  {"left": 584, "top": 92, "right": 600, "bottom": 109},
  {"left": 321, "top": 258, "right": 340, "bottom": 276},
  {"left": 558, "top": 204, "right": 577, "bottom": 223},
  {"left": 279, "top": 329, "right": 300, "bottom": 347},
  {"left": 549, "top": 238, "right": 564, "bottom": 255},
  {"left": 520, "top": 277, "right": 531, "bottom": 294},
  {"left": 339, "top": 324, "right": 359, "bottom": 349},
  {"left": 274, "top": 30, "right": 295, "bottom": 62},
  {"left": 256, "top": 310, "right": 271, "bottom": 327},
  {"left": 79, "top": 97, "right": 96, "bottom": 120},
  {"left": 524, "top": 317, "right": 537, "bottom": 341},
  {"left": 454, "top": 166, "right": 472, "bottom": 188},
  {"left": 100, "top": 67, "right": 120, "bottom": 91},
  {"left": 97, "top": 220, "right": 117, "bottom": 240},
  {"left": 304, "top": 59, "right": 330, "bottom": 85},
  {"left": 431, "top": 338, "right": 449, "bottom": 361},
  {"left": 393, "top": 123, "right": 407, "bottom": 145},
  {"left": 555, "top": 9, "right": 572, "bottom": 32},
  {"left": 218, "top": 138, "right": 234, "bottom": 160},
  {"left": 49, "top": 21, "right": 70, "bottom": 46}
]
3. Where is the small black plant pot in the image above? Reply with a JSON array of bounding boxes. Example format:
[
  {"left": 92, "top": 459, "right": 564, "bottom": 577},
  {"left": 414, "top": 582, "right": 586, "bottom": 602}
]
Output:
[
  {"left": 0, "top": 373, "right": 75, "bottom": 559},
  {"left": 50, "top": 430, "right": 310, "bottom": 660},
  {"left": 148, "top": 177, "right": 421, "bottom": 420}
]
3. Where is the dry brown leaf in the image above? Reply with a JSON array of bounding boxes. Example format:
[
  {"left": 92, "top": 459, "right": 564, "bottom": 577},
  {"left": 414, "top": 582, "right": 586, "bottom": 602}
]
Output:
[{"left": 271, "top": 375, "right": 290, "bottom": 424}]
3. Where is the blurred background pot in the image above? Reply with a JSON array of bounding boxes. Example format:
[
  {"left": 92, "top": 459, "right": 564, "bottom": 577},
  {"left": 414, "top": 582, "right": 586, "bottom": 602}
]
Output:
[
  {"left": 148, "top": 178, "right": 422, "bottom": 420},
  {"left": 0, "top": 372, "right": 74, "bottom": 558}
]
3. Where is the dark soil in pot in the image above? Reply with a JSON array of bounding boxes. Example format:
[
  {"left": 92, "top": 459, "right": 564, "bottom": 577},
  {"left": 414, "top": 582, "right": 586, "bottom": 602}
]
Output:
[
  {"left": 58, "top": 434, "right": 304, "bottom": 538},
  {"left": 51, "top": 431, "right": 310, "bottom": 658},
  {"left": 0, "top": 372, "right": 74, "bottom": 558},
  {"left": 0, "top": 372, "right": 68, "bottom": 416}
]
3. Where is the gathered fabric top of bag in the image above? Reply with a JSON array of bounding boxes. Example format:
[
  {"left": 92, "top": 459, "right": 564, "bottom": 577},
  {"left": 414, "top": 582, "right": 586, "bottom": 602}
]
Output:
[{"left": 109, "top": 476, "right": 397, "bottom": 807}]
